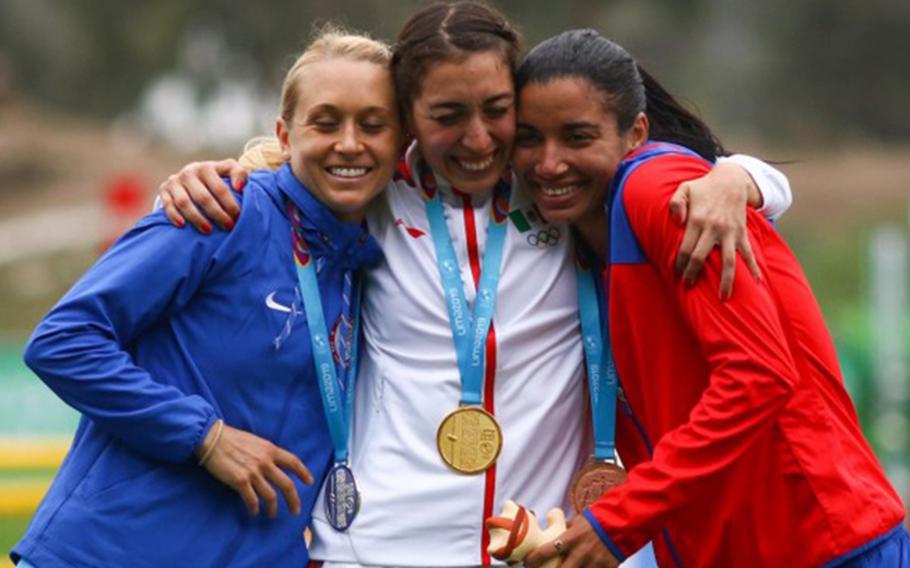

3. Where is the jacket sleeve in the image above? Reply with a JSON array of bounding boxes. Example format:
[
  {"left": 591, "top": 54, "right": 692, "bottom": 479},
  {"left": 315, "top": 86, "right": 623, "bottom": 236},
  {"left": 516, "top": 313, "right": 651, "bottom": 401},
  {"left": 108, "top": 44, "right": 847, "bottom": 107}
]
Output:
[
  {"left": 23, "top": 210, "right": 232, "bottom": 463},
  {"left": 716, "top": 153, "right": 792, "bottom": 220},
  {"left": 585, "top": 156, "right": 801, "bottom": 558}
]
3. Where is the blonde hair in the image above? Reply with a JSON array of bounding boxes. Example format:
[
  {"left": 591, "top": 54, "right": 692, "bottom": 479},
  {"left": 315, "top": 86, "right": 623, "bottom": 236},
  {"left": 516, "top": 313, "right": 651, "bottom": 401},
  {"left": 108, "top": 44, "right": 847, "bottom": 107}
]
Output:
[{"left": 238, "top": 26, "right": 393, "bottom": 171}]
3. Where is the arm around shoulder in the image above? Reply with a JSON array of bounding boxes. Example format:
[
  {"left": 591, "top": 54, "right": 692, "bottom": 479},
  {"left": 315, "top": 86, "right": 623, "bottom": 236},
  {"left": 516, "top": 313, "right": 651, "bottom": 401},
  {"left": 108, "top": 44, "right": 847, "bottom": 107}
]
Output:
[{"left": 717, "top": 153, "right": 792, "bottom": 220}]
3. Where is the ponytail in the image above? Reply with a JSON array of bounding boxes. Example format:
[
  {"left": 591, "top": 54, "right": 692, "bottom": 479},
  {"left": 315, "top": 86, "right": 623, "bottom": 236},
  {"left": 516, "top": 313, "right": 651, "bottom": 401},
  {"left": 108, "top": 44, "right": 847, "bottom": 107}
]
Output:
[
  {"left": 238, "top": 136, "right": 286, "bottom": 171},
  {"left": 637, "top": 64, "right": 726, "bottom": 160}
]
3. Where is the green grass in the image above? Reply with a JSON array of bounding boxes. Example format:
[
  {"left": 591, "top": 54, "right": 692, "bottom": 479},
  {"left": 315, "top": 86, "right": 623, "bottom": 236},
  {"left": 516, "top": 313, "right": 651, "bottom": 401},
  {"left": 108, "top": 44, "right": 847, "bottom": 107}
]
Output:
[{"left": 0, "top": 514, "right": 31, "bottom": 564}]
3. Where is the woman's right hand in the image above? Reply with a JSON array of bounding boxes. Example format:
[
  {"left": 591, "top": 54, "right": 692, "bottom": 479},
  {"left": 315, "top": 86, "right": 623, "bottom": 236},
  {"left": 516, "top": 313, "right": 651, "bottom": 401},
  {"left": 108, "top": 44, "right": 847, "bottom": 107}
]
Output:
[
  {"left": 199, "top": 423, "right": 314, "bottom": 518},
  {"left": 158, "top": 159, "right": 250, "bottom": 232}
]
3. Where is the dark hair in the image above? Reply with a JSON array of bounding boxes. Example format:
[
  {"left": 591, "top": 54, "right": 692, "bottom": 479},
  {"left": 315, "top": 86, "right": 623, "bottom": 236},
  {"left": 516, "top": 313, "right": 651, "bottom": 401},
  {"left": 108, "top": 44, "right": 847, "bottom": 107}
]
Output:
[
  {"left": 637, "top": 65, "right": 726, "bottom": 159},
  {"left": 516, "top": 29, "right": 725, "bottom": 160},
  {"left": 391, "top": 1, "right": 523, "bottom": 121}
]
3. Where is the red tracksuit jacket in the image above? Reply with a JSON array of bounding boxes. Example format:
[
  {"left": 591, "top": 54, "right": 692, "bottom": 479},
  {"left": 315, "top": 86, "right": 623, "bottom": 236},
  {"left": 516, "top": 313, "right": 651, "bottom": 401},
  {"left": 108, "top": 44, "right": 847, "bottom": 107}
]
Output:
[{"left": 585, "top": 143, "right": 904, "bottom": 567}]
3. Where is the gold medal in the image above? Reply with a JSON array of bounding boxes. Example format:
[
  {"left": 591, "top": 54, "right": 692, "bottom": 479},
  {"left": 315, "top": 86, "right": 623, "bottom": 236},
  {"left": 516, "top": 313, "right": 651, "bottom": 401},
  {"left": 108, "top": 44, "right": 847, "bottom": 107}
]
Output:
[
  {"left": 569, "top": 460, "right": 627, "bottom": 513},
  {"left": 436, "top": 406, "right": 502, "bottom": 474}
]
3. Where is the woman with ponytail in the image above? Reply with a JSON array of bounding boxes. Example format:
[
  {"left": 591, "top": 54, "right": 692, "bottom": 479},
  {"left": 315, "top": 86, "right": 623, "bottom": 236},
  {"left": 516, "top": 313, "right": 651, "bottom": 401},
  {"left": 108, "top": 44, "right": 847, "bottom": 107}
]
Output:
[{"left": 513, "top": 29, "right": 908, "bottom": 568}]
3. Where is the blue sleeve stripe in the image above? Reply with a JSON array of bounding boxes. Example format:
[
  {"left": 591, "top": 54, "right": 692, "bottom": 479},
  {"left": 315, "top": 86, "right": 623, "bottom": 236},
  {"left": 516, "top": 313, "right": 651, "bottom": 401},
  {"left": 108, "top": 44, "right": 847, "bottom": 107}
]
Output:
[
  {"left": 608, "top": 142, "right": 713, "bottom": 266},
  {"left": 583, "top": 509, "right": 628, "bottom": 562}
]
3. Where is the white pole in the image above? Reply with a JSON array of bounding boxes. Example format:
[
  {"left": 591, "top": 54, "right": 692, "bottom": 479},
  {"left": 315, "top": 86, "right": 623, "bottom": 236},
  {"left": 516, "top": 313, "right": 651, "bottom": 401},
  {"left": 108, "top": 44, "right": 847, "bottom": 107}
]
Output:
[{"left": 869, "top": 225, "right": 909, "bottom": 503}]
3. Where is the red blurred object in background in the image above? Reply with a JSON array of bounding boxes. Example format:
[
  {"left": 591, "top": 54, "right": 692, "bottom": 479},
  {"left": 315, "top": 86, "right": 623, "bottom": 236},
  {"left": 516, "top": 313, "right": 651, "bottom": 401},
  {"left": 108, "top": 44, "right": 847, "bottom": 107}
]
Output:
[{"left": 100, "top": 174, "right": 148, "bottom": 253}]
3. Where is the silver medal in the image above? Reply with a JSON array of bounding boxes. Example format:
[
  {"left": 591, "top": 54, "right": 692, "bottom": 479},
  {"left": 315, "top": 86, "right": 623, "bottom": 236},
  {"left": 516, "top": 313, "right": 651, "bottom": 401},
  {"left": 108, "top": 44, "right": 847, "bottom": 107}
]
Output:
[{"left": 324, "top": 463, "right": 359, "bottom": 531}]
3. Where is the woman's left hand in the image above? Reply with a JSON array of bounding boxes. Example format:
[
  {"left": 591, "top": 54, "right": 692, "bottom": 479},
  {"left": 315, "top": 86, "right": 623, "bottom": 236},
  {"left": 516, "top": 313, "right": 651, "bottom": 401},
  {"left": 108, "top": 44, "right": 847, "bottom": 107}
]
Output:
[
  {"left": 200, "top": 423, "right": 313, "bottom": 518},
  {"left": 523, "top": 516, "right": 620, "bottom": 568},
  {"left": 669, "top": 162, "right": 763, "bottom": 299}
]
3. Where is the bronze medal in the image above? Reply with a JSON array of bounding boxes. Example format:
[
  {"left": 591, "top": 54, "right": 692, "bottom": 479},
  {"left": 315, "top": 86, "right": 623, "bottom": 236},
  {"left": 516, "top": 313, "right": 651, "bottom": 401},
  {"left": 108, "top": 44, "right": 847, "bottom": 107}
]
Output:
[
  {"left": 436, "top": 406, "right": 502, "bottom": 474},
  {"left": 570, "top": 460, "right": 627, "bottom": 513}
]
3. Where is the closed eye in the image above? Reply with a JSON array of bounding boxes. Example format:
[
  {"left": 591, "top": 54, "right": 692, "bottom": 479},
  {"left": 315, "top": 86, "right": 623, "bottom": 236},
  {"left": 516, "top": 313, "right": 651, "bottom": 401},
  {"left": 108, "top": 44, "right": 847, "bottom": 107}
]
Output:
[
  {"left": 431, "top": 113, "right": 463, "bottom": 126},
  {"left": 361, "top": 121, "right": 388, "bottom": 134},
  {"left": 484, "top": 106, "right": 510, "bottom": 119}
]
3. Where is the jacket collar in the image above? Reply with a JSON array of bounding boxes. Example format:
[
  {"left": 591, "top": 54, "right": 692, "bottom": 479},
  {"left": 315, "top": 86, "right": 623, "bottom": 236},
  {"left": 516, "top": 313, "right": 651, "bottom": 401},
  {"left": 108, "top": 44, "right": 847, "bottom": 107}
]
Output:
[{"left": 276, "top": 163, "right": 382, "bottom": 270}]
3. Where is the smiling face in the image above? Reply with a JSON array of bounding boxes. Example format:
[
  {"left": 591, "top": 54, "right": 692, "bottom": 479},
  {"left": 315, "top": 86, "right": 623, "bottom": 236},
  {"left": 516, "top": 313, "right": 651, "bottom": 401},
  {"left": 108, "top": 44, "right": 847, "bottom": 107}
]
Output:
[
  {"left": 277, "top": 58, "right": 400, "bottom": 222},
  {"left": 512, "top": 76, "right": 648, "bottom": 226},
  {"left": 408, "top": 50, "right": 515, "bottom": 194}
]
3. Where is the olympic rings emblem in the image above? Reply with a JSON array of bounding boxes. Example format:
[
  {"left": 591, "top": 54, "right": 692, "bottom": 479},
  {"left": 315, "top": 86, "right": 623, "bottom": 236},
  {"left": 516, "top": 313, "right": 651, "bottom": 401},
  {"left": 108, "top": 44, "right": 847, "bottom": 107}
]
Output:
[{"left": 526, "top": 226, "right": 561, "bottom": 248}]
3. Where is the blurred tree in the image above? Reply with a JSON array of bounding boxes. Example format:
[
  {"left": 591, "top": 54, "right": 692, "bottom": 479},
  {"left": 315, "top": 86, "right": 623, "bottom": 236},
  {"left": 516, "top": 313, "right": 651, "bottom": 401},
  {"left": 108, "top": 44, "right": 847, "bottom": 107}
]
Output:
[
  {"left": 1, "top": 0, "right": 908, "bottom": 144},
  {"left": 0, "top": 0, "right": 191, "bottom": 116},
  {"left": 756, "top": 0, "right": 910, "bottom": 143}
]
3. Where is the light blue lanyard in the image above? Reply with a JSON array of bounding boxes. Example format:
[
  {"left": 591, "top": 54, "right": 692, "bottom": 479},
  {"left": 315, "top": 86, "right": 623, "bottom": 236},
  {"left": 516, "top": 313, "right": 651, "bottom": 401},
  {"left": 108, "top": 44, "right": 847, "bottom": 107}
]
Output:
[
  {"left": 290, "top": 207, "right": 361, "bottom": 464},
  {"left": 576, "top": 254, "right": 618, "bottom": 461},
  {"left": 420, "top": 163, "right": 511, "bottom": 406}
]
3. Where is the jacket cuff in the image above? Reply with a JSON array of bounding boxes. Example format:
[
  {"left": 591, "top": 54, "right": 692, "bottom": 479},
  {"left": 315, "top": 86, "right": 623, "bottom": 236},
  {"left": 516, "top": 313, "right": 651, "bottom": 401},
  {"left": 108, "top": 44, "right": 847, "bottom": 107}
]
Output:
[
  {"left": 190, "top": 410, "right": 221, "bottom": 461},
  {"left": 583, "top": 509, "right": 628, "bottom": 562},
  {"left": 184, "top": 405, "right": 220, "bottom": 460}
]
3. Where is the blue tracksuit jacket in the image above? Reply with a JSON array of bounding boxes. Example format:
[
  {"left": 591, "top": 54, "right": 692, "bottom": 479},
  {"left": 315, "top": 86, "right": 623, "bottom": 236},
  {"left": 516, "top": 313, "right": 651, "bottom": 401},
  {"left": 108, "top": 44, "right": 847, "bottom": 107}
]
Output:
[{"left": 12, "top": 164, "right": 381, "bottom": 567}]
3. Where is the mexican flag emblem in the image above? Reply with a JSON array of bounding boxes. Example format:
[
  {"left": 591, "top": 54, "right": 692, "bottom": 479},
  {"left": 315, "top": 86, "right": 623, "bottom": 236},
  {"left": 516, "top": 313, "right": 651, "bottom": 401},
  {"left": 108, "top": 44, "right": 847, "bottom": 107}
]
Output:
[{"left": 508, "top": 205, "right": 546, "bottom": 233}]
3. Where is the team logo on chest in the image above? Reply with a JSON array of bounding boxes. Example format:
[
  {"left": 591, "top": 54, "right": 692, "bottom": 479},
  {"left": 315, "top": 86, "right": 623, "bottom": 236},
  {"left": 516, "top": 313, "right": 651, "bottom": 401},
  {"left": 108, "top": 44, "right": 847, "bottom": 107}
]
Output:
[
  {"left": 507, "top": 204, "right": 561, "bottom": 248},
  {"left": 526, "top": 226, "right": 562, "bottom": 248},
  {"left": 269, "top": 288, "right": 303, "bottom": 351},
  {"left": 395, "top": 218, "right": 427, "bottom": 239},
  {"left": 508, "top": 204, "right": 546, "bottom": 233}
]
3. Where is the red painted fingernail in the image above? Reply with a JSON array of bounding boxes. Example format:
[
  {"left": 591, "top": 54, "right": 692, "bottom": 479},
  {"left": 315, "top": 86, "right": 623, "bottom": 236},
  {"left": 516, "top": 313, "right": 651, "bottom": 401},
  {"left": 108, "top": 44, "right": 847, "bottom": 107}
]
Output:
[
  {"left": 202, "top": 223, "right": 213, "bottom": 234},
  {"left": 236, "top": 179, "right": 245, "bottom": 191},
  {"left": 176, "top": 218, "right": 185, "bottom": 228},
  {"left": 225, "top": 219, "right": 234, "bottom": 231}
]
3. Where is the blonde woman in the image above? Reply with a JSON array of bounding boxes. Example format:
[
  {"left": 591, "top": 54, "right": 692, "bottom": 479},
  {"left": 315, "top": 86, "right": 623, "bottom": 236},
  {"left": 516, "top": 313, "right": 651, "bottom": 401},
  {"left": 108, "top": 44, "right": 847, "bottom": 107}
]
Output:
[{"left": 12, "top": 28, "right": 399, "bottom": 568}]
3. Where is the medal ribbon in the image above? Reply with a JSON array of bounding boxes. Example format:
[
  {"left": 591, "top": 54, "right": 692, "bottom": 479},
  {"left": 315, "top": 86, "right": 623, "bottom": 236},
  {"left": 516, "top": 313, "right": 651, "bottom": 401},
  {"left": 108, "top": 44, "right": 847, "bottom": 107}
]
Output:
[
  {"left": 576, "top": 251, "right": 618, "bottom": 462},
  {"left": 288, "top": 201, "right": 362, "bottom": 464},
  {"left": 420, "top": 162, "right": 511, "bottom": 406}
]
